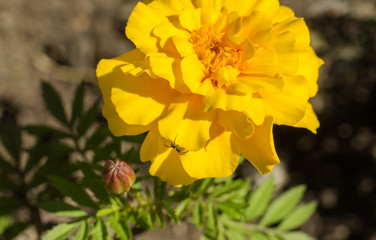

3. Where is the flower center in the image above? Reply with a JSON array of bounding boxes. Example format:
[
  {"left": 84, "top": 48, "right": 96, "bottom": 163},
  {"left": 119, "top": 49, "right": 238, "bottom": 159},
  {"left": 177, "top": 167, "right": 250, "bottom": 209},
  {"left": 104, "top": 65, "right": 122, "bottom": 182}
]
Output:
[{"left": 190, "top": 27, "right": 243, "bottom": 87}]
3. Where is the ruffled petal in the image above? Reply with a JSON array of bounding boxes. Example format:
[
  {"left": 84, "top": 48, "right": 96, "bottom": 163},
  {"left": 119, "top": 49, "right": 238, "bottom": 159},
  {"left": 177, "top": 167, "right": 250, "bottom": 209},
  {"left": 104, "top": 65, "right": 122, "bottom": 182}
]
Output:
[
  {"left": 202, "top": 88, "right": 253, "bottom": 112},
  {"left": 273, "top": 17, "right": 310, "bottom": 50},
  {"left": 180, "top": 121, "right": 239, "bottom": 178},
  {"left": 140, "top": 126, "right": 196, "bottom": 186},
  {"left": 232, "top": 117, "right": 279, "bottom": 174},
  {"left": 153, "top": 21, "right": 190, "bottom": 50},
  {"left": 293, "top": 103, "right": 320, "bottom": 134},
  {"left": 218, "top": 110, "right": 254, "bottom": 140},
  {"left": 111, "top": 73, "right": 178, "bottom": 126},
  {"left": 241, "top": 11, "right": 273, "bottom": 45},
  {"left": 97, "top": 49, "right": 147, "bottom": 108},
  {"left": 147, "top": 0, "right": 195, "bottom": 16},
  {"left": 296, "top": 47, "right": 324, "bottom": 97},
  {"left": 229, "top": 75, "right": 284, "bottom": 94},
  {"left": 273, "top": 6, "right": 295, "bottom": 24},
  {"left": 158, "top": 94, "right": 215, "bottom": 151},
  {"left": 261, "top": 76, "right": 309, "bottom": 126},
  {"left": 126, "top": 2, "right": 168, "bottom": 53},
  {"left": 102, "top": 104, "right": 152, "bottom": 136},
  {"left": 244, "top": 97, "right": 265, "bottom": 125},
  {"left": 181, "top": 54, "right": 207, "bottom": 94}
]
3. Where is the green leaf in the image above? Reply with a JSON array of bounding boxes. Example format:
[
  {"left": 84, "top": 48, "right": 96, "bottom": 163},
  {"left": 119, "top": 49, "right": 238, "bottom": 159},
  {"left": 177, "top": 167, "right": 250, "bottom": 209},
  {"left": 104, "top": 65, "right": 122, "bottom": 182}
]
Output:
[
  {"left": 175, "top": 199, "right": 190, "bottom": 219},
  {"left": 246, "top": 176, "right": 275, "bottom": 221},
  {"left": 197, "top": 178, "right": 215, "bottom": 195},
  {"left": 166, "top": 190, "right": 190, "bottom": 202},
  {"left": 41, "top": 81, "right": 69, "bottom": 126},
  {"left": 78, "top": 163, "right": 109, "bottom": 204},
  {"left": 193, "top": 202, "right": 204, "bottom": 228},
  {"left": 206, "top": 202, "right": 218, "bottom": 230},
  {"left": 74, "top": 220, "right": 88, "bottom": 240},
  {"left": 215, "top": 201, "right": 244, "bottom": 220},
  {"left": 96, "top": 208, "right": 117, "bottom": 217},
  {"left": 77, "top": 100, "right": 99, "bottom": 136},
  {"left": 38, "top": 201, "right": 87, "bottom": 218},
  {"left": 2, "top": 222, "right": 29, "bottom": 239},
  {"left": 224, "top": 229, "right": 247, "bottom": 240},
  {"left": 281, "top": 231, "right": 315, "bottom": 240},
  {"left": 42, "top": 221, "right": 81, "bottom": 240},
  {"left": 260, "top": 185, "right": 306, "bottom": 226},
  {"left": 71, "top": 81, "right": 85, "bottom": 125},
  {"left": 0, "top": 113, "right": 21, "bottom": 161},
  {"left": 162, "top": 202, "right": 178, "bottom": 222},
  {"left": 210, "top": 179, "right": 246, "bottom": 198},
  {"left": 0, "top": 154, "right": 15, "bottom": 173},
  {"left": 90, "top": 218, "right": 107, "bottom": 240},
  {"left": 87, "top": 127, "right": 111, "bottom": 146},
  {"left": 49, "top": 176, "right": 98, "bottom": 209},
  {"left": 0, "top": 215, "right": 11, "bottom": 235},
  {"left": 249, "top": 232, "right": 269, "bottom": 240},
  {"left": 24, "top": 125, "right": 71, "bottom": 140},
  {"left": 155, "top": 205, "right": 165, "bottom": 228},
  {"left": 108, "top": 214, "right": 129, "bottom": 240},
  {"left": 277, "top": 201, "right": 317, "bottom": 231},
  {"left": 0, "top": 197, "right": 23, "bottom": 215}
]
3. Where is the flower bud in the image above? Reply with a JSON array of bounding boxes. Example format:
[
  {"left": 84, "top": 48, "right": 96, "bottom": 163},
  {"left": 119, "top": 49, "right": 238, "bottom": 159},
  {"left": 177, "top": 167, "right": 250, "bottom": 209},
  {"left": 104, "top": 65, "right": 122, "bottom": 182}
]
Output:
[{"left": 102, "top": 159, "right": 135, "bottom": 194}]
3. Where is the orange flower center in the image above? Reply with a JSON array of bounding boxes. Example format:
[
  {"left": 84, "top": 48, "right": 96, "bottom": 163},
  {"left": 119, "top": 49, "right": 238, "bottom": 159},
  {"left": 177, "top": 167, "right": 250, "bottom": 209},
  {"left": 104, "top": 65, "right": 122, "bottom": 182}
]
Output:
[{"left": 190, "top": 27, "right": 243, "bottom": 87}]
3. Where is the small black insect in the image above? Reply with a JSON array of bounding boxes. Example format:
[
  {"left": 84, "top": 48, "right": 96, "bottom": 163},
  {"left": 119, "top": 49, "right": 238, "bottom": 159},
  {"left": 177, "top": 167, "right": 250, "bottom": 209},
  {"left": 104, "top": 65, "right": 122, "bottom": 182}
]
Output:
[{"left": 164, "top": 137, "right": 189, "bottom": 155}]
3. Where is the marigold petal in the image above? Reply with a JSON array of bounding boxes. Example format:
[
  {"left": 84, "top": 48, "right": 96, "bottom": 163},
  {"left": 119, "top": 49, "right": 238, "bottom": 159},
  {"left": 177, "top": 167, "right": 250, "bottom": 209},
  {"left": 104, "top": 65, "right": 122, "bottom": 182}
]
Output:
[
  {"left": 231, "top": 76, "right": 284, "bottom": 94},
  {"left": 158, "top": 94, "right": 214, "bottom": 151},
  {"left": 172, "top": 35, "right": 195, "bottom": 58},
  {"left": 126, "top": 2, "right": 168, "bottom": 53},
  {"left": 273, "top": 17, "right": 310, "bottom": 50},
  {"left": 296, "top": 47, "right": 324, "bottom": 97},
  {"left": 293, "top": 103, "right": 320, "bottom": 134},
  {"left": 111, "top": 73, "right": 178, "bottom": 126},
  {"left": 140, "top": 126, "right": 161, "bottom": 163},
  {"left": 150, "top": 148, "right": 197, "bottom": 186},
  {"left": 262, "top": 76, "right": 309, "bottom": 126},
  {"left": 180, "top": 121, "right": 239, "bottom": 178},
  {"left": 102, "top": 104, "right": 152, "bottom": 136},
  {"left": 202, "top": 88, "right": 253, "bottom": 112},
  {"left": 232, "top": 117, "right": 279, "bottom": 174},
  {"left": 241, "top": 11, "right": 273, "bottom": 45},
  {"left": 181, "top": 54, "right": 206, "bottom": 94},
  {"left": 153, "top": 21, "right": 190, "bottom": 50},
  {"left": 218, "top": 110, "right": 254, "bottom": 140},
  {"left": 179, "top": 8, "right": 202, "bottom": 32},
  {"left": 147, "top": 0, "right": 195, "bottom": 16},
  {"left": 97, "top": 49, "right": 146, "bottom": 108},
  {"left": 273, "top": 6, "right": 295, "bottom": 23},
  {"left": 243, "top": 47, "right": 279, "bottom": 76},
  {"left": 249, "top": 0, "right": 280, "bottom": 17},
  {"left": 244, "top": 97, "right": 265, "bottom": 125}
]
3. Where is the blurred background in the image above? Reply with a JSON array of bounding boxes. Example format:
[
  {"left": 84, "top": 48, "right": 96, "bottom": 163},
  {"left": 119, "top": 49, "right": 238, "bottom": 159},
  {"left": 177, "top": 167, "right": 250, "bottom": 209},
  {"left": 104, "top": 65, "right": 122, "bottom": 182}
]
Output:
[{"left": 0, "top": 0, "right": 375, "bottom": 239}]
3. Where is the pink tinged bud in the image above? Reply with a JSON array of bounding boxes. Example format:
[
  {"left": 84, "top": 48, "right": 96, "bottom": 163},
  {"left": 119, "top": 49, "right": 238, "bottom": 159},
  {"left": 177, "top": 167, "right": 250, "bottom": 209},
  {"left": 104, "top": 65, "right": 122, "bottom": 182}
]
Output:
[{"left": 102, "top": 159, "right": 136, "bottom": 194}]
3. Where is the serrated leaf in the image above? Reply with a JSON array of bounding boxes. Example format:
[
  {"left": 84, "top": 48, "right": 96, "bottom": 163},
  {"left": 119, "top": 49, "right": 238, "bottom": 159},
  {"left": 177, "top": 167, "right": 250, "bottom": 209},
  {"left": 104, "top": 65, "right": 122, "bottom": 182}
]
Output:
[
  {"left": 42, "top": 221, "right": 81, "bottom": 240},
  {"left": 197, "top": 178, "right": 215, "bottom": 195},
  {"left": 260, "top": 185, "right": 306, "bottom": 226},
  {"left": 38, "top": 201, "right": 87, "bottom": 218},
  {"left": 74, "top": 220, "right": 88, "bottom": 240},
  {"left": 49, "top": 176, "right": 97, "bottom": 209},
  {"left": 0, "top": 114, "right": 21, "bottom": 161},
  {"left": 41, "top": 81, "right": 69, "bottom": 126},
  {"left": 224, "top": 229, "right": 247, "bottom": 240},
  {"left": 71, "top": 81, "right": 85, "bottom": 125},
  {"left": 77, "top": 100, "right": 99, "bottom": 136},
  {"left": 78, "top": 163, "right": 109, "bottom": 204},
  {"left": 193, "top": 202, "right": 204, "bottom": 228},
  {"left": 108, "top": 215, "right": 129, "bottom": 240},
  {"left": 90, "top": 218, "right": 107, "bottom": 240},
  {"left": 281, "top": 231, "right": 315, "bottom": 240},
  {"left": 277, "top": 202, "right": 317, "bottom": 231},
  {"left": 246, "top": 176, "right": 275, "bottom": 221}
]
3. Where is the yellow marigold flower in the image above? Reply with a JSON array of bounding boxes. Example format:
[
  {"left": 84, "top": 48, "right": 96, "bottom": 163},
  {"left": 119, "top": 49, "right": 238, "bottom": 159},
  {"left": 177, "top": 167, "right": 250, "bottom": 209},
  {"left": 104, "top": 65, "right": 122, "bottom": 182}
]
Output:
[{"left": 97, "top": 0, "right": 324, "bottom": 186}]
